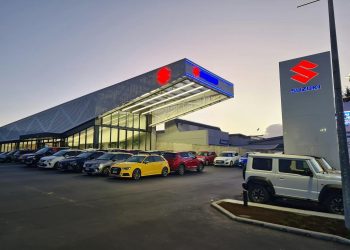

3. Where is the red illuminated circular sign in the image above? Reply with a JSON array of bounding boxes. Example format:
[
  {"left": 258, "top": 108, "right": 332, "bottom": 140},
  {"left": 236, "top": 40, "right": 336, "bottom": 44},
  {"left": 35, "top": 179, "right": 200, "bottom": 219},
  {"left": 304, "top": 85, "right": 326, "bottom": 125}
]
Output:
[
  {"left": 192, "top": 66, "right": 200, "bottom": 77},
  {"left": 157, "top": 67, "right": 171, "bottom": 85}
]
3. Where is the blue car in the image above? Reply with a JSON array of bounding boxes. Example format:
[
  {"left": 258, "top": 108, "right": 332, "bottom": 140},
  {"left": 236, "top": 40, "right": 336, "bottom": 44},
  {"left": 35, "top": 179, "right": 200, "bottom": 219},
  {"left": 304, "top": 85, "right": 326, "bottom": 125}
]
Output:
[{"left": 237, "top": 152, "right": 254, "bottom": 168}]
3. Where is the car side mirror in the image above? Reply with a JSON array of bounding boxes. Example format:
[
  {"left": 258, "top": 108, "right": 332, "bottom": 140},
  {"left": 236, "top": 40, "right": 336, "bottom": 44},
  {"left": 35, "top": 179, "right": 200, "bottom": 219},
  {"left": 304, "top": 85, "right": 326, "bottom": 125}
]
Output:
[
  {"left": 235, "top": 153, "right": 238, "bottom": 156},
  {"left": 144, "top": 161, "right": 149, "bottom": 164}
]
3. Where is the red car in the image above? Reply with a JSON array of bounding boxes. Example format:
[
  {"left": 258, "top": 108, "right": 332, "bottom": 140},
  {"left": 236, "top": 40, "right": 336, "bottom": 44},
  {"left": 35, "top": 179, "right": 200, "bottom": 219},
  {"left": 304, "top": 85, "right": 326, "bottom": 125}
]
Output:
[
  {"left": 196, "top": 151, "right": 217, "bottom": 165},
  {"left": 162, "top": 151, "right": 204, "bottom": 175}
]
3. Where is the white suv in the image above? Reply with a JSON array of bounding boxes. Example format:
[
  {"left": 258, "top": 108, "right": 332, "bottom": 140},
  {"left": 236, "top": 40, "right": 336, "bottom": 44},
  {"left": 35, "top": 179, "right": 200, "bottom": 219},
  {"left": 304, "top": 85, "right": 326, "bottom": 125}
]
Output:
[
  {"left": 243, "top": 153, "right": 343, "bottom": 214},
  {"left": 214, "top": 151, "right": 240, "bottom": 167},
  {"left": 37, "top": 149, "right": 82, "bottom": 169}
]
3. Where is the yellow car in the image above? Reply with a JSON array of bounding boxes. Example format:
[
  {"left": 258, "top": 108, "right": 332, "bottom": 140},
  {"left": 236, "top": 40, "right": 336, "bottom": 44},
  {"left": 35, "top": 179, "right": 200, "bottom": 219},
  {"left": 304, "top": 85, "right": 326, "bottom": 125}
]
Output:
[{"left": 110, "top": 154, "right": 170, "bottom": 180}]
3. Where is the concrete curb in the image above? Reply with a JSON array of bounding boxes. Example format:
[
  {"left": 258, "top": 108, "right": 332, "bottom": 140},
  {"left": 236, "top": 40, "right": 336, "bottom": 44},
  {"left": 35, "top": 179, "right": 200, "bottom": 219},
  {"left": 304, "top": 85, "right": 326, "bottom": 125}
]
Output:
[
  {"left": 211, "top": 199, "right": 350, "bottom": 246},
  {"left": 220, "top": 198, "right": 345, "bottom": 220}
]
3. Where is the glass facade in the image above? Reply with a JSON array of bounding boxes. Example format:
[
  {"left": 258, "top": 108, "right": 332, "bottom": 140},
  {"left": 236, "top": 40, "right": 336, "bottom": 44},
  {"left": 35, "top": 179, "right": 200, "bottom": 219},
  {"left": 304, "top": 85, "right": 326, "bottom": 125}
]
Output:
[
  {"left": 0, "top": 111, "right": 151, "bottom": 151},
  {"left": 0, "top": 137, "right": 64, "bottom": 152},
  {"left": 97, "top": 111, "right": 151, "bottom": 150},
  {"left": 67, "top": 127, "right": 94, "bottom": 149}
]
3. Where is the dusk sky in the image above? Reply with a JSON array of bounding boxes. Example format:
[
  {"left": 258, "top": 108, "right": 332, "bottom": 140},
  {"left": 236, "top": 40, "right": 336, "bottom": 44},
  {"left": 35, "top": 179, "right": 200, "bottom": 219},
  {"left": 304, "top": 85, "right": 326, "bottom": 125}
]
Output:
[{"left": 1, "top": 0, "right": 349, "bottom": 136}]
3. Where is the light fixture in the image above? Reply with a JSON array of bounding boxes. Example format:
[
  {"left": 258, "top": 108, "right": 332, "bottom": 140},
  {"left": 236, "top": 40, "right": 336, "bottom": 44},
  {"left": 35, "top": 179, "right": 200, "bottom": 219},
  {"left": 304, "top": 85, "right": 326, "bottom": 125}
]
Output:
[
  {"left": 122, "top": 82, "right": 196, "bottom": 111},
  {"left": 142, "top": 89, "right": 211, "bottom": 115},
  {"left": 132, "top": 86, "right": 204, "bottom": 113}
]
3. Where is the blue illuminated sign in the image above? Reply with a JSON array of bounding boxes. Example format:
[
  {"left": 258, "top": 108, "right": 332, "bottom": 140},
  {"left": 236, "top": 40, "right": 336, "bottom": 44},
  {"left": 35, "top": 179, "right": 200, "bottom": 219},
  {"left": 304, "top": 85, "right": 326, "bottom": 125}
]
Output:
[
  {"left": 185, "top": 59, "right": 234, "bottom": 98},
  {"left": 290, "top": 84, "right": 321, "bottom": 94},
  {"left": 198, "top": 70, "right": 219, "bottom": 85}
]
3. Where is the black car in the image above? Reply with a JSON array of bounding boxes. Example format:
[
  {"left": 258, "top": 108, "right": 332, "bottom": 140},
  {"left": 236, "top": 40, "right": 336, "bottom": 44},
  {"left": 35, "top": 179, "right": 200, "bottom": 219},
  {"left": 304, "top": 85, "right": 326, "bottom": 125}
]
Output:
[
  {"left": 13, "top": 150, "right": 35, "bottom": 162},
  {"left": 24, "top": 147, "right": 69, "bottom": 166},
  {"left": 0, "top": 150, "right": 17, "bottom": 163},
  {"left": 58, "top": 151, "right": 105, "bottom": 172}
]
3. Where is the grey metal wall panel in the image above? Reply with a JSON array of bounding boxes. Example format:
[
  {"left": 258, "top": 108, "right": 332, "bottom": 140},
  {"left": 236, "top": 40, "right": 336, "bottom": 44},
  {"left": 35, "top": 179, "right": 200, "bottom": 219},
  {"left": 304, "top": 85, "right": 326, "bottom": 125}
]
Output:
[
  {"left": 279, "top": 51, "right": 340, "bottom": 169},
  {"left": 0, "top": 59, "right": 186, "bottom": 142}
]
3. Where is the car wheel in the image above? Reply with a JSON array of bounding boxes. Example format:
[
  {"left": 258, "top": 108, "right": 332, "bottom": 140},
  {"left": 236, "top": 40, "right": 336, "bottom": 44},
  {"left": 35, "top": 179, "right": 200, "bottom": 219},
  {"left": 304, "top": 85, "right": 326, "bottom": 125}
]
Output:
[
  {"left": 161, "top": 167, "right": 168, "bottom": 177},
  {"left": 102, "top": 167, "right": 110, "bottom": 176},
  {"left": 177, "top": 165, "right": 185, "bottom": 176},
  {"left": 132, "top": 169, "right": 141, "bottom": 180},
  {"left": 197, "top": 163, "right": 204, "bottom": 173},
  {"left": 229, "top": 161, "right": 234, "bottom": 167},
  {"left": 324, "top": 193, "right": 344, "bottom": 214},
  {"left": 248, "top": 184, "right": 270, "bottom": 203}
]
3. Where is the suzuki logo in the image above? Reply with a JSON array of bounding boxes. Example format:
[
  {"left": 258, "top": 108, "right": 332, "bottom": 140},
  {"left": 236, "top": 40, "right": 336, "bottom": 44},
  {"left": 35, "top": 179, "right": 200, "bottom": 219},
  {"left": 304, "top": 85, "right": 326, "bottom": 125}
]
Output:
[{"left": 290, "top": 60, "right": 319, "bottom": 84}]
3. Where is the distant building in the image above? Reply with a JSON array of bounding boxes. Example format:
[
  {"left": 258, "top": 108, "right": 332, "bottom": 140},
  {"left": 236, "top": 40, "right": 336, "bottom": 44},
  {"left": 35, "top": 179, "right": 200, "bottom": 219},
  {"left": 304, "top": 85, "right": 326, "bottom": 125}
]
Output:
[
  {"left": 157, "top": 119, "right": 230, "bottom": 146},
  {"left": 229, "top": 134, "right": 257, "bottom": 146},
  {"left": 229, "top": 133, "right": 283, "bottom": 153},
  {"left": 243, "top": 136, "right": 284, "bottom": 153}
]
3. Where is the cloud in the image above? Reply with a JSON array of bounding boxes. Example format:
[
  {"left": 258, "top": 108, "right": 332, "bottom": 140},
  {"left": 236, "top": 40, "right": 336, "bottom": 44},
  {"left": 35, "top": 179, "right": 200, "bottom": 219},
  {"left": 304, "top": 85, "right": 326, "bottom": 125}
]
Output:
[{"left": 264, "top": 124, "right": 283, "bottom": 138}]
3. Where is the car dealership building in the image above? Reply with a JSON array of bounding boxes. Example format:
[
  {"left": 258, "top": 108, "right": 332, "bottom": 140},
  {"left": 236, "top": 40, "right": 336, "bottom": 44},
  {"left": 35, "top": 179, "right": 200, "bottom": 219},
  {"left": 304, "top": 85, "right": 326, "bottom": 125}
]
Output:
[{"left": 0, "top": 59, "right": 234, "bottom": 152}]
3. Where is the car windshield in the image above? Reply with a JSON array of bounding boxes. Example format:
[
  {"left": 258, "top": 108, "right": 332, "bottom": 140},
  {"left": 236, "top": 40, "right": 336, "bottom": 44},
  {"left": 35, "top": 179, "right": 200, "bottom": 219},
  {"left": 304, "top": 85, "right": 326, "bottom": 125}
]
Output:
[
  {"left": 35, "top": 148, "right": 49, "bottom": 154},
  {"left": 198, "top": 152, "right": 208, "bottom": 156},
  {"left": 310, "top": 159, "right": 325, "bottom": 173},
  {"left": 125, "top": 155, "right": 146, "bottom": 163},
  {"left": 220, "top": 153, "right": 233, "bottom": 157},
  {"left": 53, "top": 150, "right": 69, "bottom": 156},
  {"left": 315, "top": 158, "right": 335, "bottom": 172},
  {"left": 113, "top": 154, "right": 132, "bottom": 160},
  {"left": 97, "top": 153, "right": 116, "bottom": 160},
  {"left": 76, "top": 152, "right": 93, "bottom": 158}
]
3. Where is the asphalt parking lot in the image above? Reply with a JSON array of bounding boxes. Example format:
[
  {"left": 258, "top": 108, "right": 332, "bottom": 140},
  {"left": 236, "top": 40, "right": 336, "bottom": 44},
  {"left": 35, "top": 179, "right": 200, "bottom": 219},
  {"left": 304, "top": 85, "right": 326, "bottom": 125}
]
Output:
[{"left": 0, "top": 163, "right": 347, "bottom": 250}]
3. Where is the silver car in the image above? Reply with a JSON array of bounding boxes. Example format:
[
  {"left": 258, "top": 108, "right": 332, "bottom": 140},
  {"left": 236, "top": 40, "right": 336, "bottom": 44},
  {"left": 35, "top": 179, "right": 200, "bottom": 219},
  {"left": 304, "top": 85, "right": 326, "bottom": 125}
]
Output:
[{"left": 83, "top": 152, "right": 132, "bottom": 176}]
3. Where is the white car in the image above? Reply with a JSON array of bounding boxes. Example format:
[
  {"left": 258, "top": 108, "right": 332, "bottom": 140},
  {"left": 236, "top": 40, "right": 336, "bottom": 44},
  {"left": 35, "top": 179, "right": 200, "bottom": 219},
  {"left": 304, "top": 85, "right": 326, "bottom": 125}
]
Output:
[
  {"left": 214, "top": 151, "right": 240, "bottom": 167},
  {"left": 243, "top": 153, "right": 343, "bottom": 214},
  {"left": 37, "top": 149, "right": 82, "bottom": 169}
]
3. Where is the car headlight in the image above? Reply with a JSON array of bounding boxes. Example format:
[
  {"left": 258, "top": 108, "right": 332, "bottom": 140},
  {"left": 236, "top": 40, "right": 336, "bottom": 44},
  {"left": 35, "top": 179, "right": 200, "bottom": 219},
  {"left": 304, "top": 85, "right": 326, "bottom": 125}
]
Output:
[{"left": 122, "top": 167, "right": 131, "bottom": 170}]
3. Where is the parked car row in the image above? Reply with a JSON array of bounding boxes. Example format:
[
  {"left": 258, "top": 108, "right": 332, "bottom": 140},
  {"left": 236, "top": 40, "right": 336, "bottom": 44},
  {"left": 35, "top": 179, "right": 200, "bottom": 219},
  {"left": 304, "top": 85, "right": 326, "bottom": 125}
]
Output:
[
  {"left": 1, "top": 148, "right": 250, "bottom": 169},
  {"left": 9, "top": 146, "right": 211, "bottom": 180},
  {"left": 0, "top": 149, "right": 35, "bottom": 163}
]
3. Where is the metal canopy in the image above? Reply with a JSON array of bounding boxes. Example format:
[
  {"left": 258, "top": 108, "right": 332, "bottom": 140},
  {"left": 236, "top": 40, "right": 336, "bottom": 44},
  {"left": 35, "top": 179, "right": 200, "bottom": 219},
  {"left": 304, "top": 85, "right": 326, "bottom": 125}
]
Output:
[
  {"left": 113, "top": 76, "right": 229, "bottom": 126},
  {"left": 0, "top": 58, "right": 234, "bottom": 142}
]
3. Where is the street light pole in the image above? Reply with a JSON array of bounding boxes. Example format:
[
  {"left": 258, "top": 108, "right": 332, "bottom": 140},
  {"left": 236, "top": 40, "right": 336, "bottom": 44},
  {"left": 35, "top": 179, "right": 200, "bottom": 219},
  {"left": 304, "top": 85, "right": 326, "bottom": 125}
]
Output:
[
  {"left": 298, "top": 0, "right": 350, "bottom": 229},
  {"left": 328, "top": 0, "right": 350, "bottom": 229}
]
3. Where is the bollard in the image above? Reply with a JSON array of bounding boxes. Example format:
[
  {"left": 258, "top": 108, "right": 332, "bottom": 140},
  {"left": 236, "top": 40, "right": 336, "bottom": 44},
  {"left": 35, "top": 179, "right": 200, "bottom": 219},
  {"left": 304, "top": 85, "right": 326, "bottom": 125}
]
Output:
[{"left": 243, "top": 190, "right": 248, "bottom": 207}]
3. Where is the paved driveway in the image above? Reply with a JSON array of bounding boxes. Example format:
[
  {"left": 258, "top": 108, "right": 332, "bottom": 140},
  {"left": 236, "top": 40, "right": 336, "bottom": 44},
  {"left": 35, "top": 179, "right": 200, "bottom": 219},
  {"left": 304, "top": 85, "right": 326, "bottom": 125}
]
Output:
[{"left": 0, "top": 163, "right": 347, "bottom": 250}]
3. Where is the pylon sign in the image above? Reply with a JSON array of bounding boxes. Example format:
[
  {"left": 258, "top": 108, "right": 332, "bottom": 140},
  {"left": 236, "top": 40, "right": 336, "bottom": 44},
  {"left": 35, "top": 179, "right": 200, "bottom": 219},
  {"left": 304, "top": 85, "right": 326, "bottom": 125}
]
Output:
[{"left": 279, "top": 51, "right": 340, "bottom": 169}]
